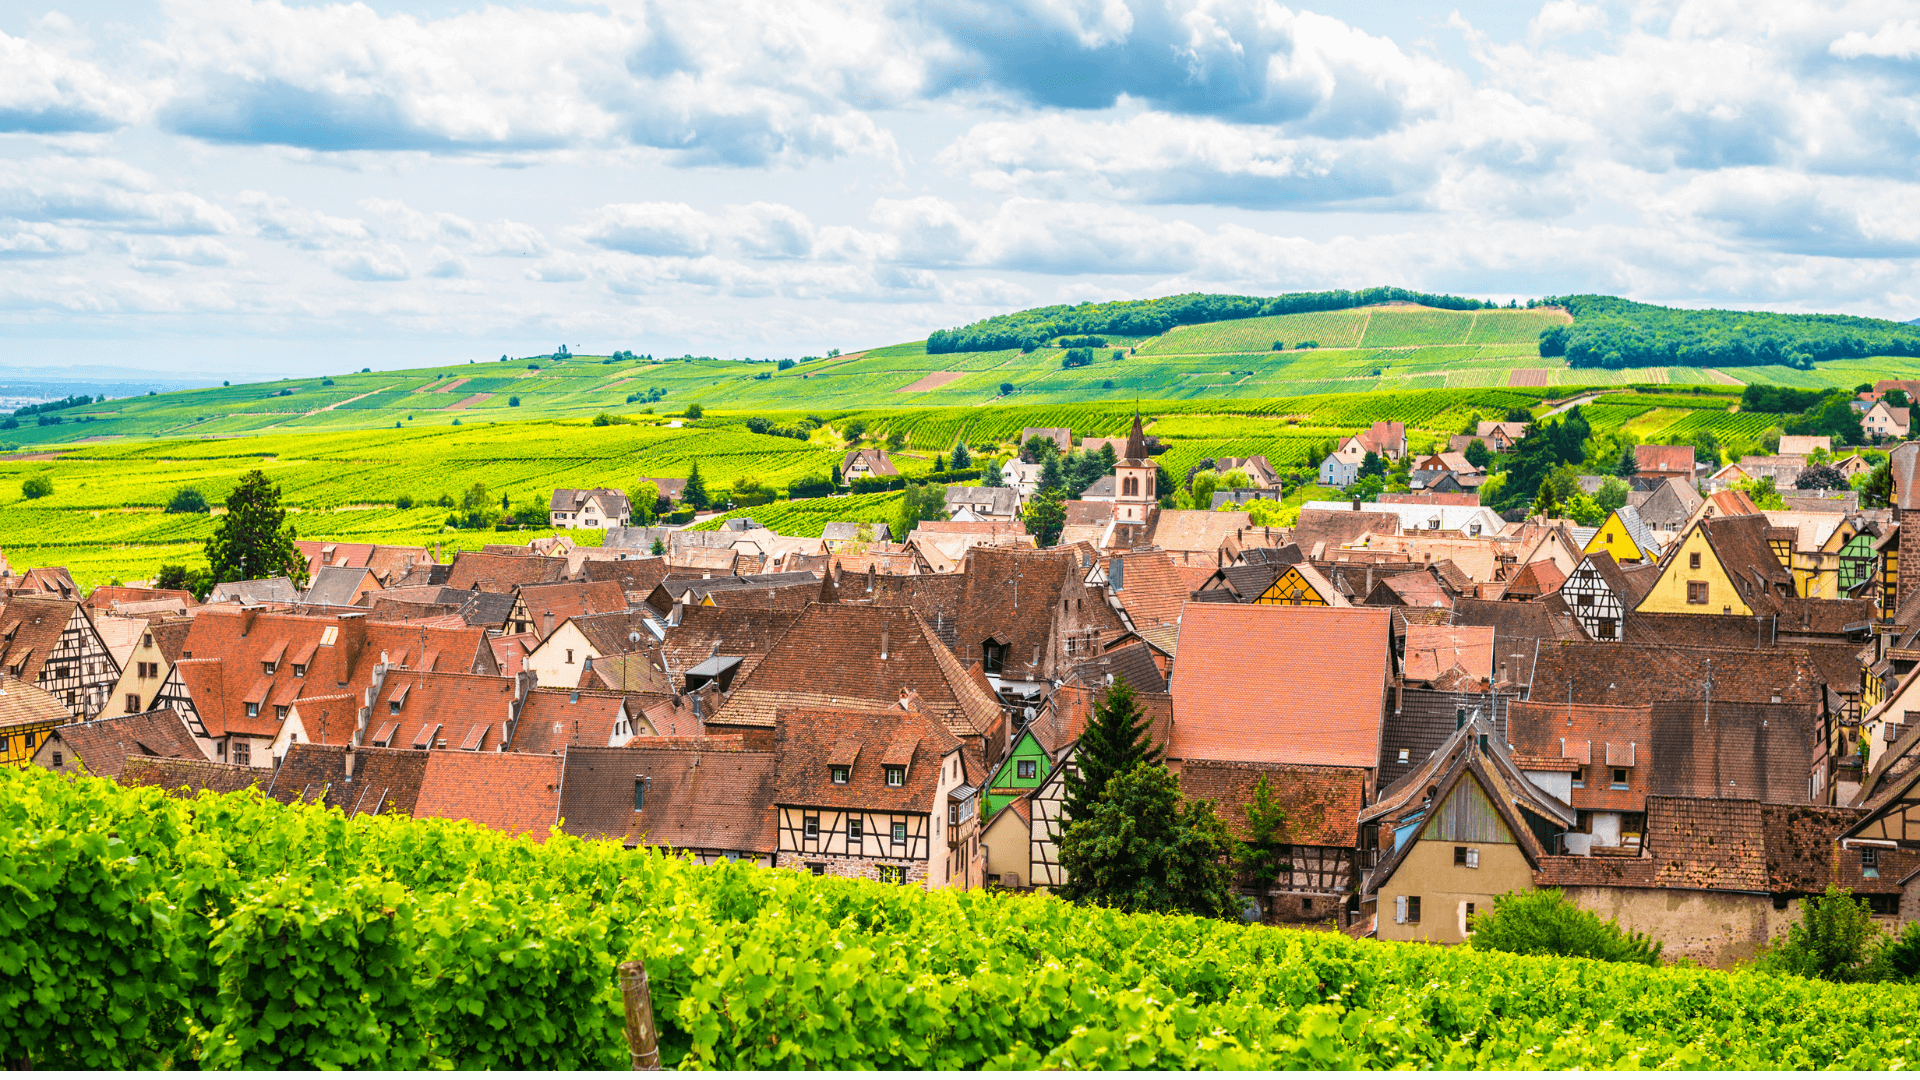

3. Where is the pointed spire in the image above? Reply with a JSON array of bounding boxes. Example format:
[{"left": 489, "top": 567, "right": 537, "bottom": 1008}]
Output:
[{"left": 1124, "top": 406, "right": 1147, "bottom": 462}]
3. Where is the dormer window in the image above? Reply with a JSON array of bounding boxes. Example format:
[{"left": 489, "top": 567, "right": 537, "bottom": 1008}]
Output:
[
  {"left": 389, "top": 700, "right": 401, "bottom": 715},
  {"left": 262, "top": 661, "right": 276, "bottom": 675},
  {"left": 246, "top": 702, "right": 259, "bottom": 717},
  {"left": 885, "top": 766, "right": 905, "bottom": 786},
  {"left": 275, "top": 705, "right": 289, "bottom": 722},
  {"left": 292, "top": 664, "right": 306, "bottom": 678},
  {"left": 831, "top": 765, "right": 849, "bottom": 784},
  {"left": 1572, "top": 767, "right": 1585, "bottom": 788}
]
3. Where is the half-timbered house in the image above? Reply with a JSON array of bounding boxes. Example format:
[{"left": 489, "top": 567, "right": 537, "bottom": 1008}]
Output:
[
  {"left": 772, "top": 703, "right": 982, "bottom": 890},
  {"left": 1176, "top": 760, "right": 1368, "bottom": 924},
  {"left": 98, "top": 616, "right": 193, "bottom": 719},
  {"left": 0, "top": 674, "right": 73, "bottom": 767},
  {"left": 0, "top": 595, "right": 121, "bottom": 720},
  {"left": 1254, "top": 563, "right": 1349, "bottom": 606},
  {"left": 1561, "top": 551, "right": 1656, "bottom": 642}
]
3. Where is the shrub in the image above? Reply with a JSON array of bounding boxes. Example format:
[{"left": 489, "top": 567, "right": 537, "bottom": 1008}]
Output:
[
  {"left": 1062, "top": 348, "right": 1093, "bottom": 369},
  {"left": 999, "top": 382, "right": 1015, "bottom": 396},
  {"left": 1754, "top": 884, "right": 1879, "bottom": 982},
  {"left": 508, "top": 396, "right": 521, "bottom": 407},
  {"left": 395, "top": 494, "right": 415, "bottom": 510},
  {"left": 1468, "top": 888, "right": 1662, "bottom": 966},
  {"left": 1297, "top": 339, "right": 1319, "bottom": 349},
  {"left": 321, "top": 378, "right": 334, "bottom": 386},
  {"left": 165, "top": 488, "right": 210, "bottom": 514},
  {"left": 745, "top": 417, "right": 771, "bottom": 434},
  {"left": 21, "top": 475, "right": 52, "bottom": 500},
  {"left": 1273, "top": 340, "right": 1285, "bottom": 350},
  {"left": 684, "top": 403, "right": 703, "bottom": 419},
  {"left": 278, "top": 388, "right": 294, "bottom": 396}
]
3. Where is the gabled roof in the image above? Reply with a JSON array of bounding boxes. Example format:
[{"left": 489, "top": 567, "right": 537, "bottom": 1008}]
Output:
[
  {"left": 1527, "top": 641, "right": 1826, "bottom": 706},
  {"left": 362, "top": 670, "right": 519, "bottom": 751},
  {"left": 841, "top": 448, "right": 899, "bottom": 475},
  {"left": 957, "top": 546, "right": 1125, "bottom": 681},
  {"left": 1635, "top": 443, "right": 1695, "bottom": 475},
  {"left": 302, "top": 565, "right": 378, "bottom": 608},
  {"left": 445, "top": 551, "right": 566, "bottom": 592},
  {"left": 517, "top": 580, "right": 628, "bottom": 635},
  {"left": 121, "top": 754, "right": 265, "bottom": 796},
  {"left": 45, "top": 708, "right": 204, "bottom": 777},
  {"left": 1065, "top": 640, "right": 1168, "bottom": 695},
  {"left": 509, "top": 687, "right": 634, "bottom": 754},
  {"left": 1402, "top": 624, "right": 1495, "bottom": 684},
  {"left": 265, "top": 743, "right": 430, "bottom": 816},
  {"left": 1105, "top": 549, "right": 1187, "bottom": 631},
  {"left": 657, "top": 605, "right": 803, "bottom": 687},
  {"left": 1167, "top": 604, "right": 1390, "bottom": 768},
  {"left": 582, "top": 556, "right": 673, "bottom": 597},
  {"left": 413, "top": 750, "right": 564, "bottom": 837},
  {"left": 1693, "top": 514, "right": 1794, "bottom": 602},
  {"left": 773, "top": 703, "right": 960, "bottom": 811},
  {"left": 706, "top": 603, "right": 1003, "bottom": 739},
  {"left": 549, "top": 487, "right": 632, "bottom": 519},
  {"left": 1449, "top": 596, "right": 1588, "bottom": 642},
  {"left": 1147, "top": 509, "right": 1253, "bottom": 557},
  {"left": 560, "top": 744, "right": 777, "bottom": 851},
  {"left": 0, "top": 673, "right": 71, "bottom": 728},
  {"left": 1176, "top": 760, "right": 1367, "bottom": 847},
  {"left": 0, "top": 595, "right": 82, "bottom": 685}
]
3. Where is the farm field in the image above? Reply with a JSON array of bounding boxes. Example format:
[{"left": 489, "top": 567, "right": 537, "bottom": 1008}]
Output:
[
  {"left": 11, "top": 768, "right": 1920, "bottom": 1071},
  {"left": 0, "top": 384, "right": 1783, "bottom": 589},
  {"left": 1, "top": 304, "right": 1891, "bottom": 448}
]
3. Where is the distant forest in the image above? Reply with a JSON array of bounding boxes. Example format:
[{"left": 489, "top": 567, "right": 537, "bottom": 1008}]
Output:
[
  {"left": 1539, "top": 295, "right": 1920, "bottom": 370},
  {"left": 925, "top": 288, "right": 1496, "bottom": 354}
]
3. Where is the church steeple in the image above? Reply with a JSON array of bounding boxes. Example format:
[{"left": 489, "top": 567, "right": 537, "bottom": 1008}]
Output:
[{"left": 1122, "top": 406, "right": 1147, "bottom": 463}]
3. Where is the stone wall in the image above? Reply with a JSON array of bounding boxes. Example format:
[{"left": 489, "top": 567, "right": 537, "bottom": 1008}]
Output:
[
  {"left": 1555, "top": 886, "right": 1861, "bottom": 968},
  {"left": 775, "top": 851, "right": 928, "bottom": 887}
]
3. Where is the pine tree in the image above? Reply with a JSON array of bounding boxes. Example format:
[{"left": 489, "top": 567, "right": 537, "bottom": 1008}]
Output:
[
  {"left": 1058, "top": 676, "right": 1162, "bottom": 838},
  {"left": 1058, "top": 763, "right": 1237, "bottom": 918},
  {"left": 204, "top": 469, "right": 305, "bottom": 586},
  {"left": 1039, "top": 451, "right": 1064, "bottom": 492},
  {"left": 684, "top": 462, "right": 709, "bottom": 509},
  {"left": 650, "top": 537, "right": 666, "bottom": 556},
  {"left": 951, "top": 442, "right": 972, "bottom": 470},
  {"left": 1616, "top": 444, "right": 1639, "bottom": 478},
  {"left": 982, "top": 459, "right": 1004, "bottom": 487},
  {"left": 934, "top": 454, "right": 945, "bottom": 472}
]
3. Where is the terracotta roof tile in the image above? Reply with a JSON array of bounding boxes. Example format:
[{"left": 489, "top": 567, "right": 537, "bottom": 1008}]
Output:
[
  {"left": 1175, "top": 760, "right": 1366, "bottom": 847},
  {"left": 45, "top": 708, "right": 203, "bottom": 778},
  {"left": 510, "top": 687, "right": 636, "bottom": 754},
  {"left": 265, "top": 743, "right": 431, "bottom": 815},
  {"left": 120, "top": 754, "right": 265, "bottom": 796},
  {"left": 413, "top": 750, "right": 564, "bottom": 837},
  {"left": 1403, "top": 624, "right": 1495, "bottom": 684},
  {"left": 1168, "top": 605, "right": 1391, "bottom": 767},
  {"left": 774, "top": 703, "right": 960, "bottom": 811},
  {"left": 445, "top": 551, "right": 567, "bottom": 593},
  {"left": 560, "top": 744, "right": 776, "bottom": 851}
]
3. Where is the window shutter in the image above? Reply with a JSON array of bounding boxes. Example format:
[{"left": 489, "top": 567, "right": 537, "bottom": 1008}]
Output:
[
  {"left": 1466, "top": 848, "right": 1479, "bottom": 868},
  {"left": 1395, "top": 895, "right": 1408, "bottom": 924}
]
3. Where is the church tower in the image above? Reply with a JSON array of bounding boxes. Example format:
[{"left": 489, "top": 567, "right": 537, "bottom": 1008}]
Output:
[{"left": 1113, "top": 410, "right": 1156, "bottom": 525}]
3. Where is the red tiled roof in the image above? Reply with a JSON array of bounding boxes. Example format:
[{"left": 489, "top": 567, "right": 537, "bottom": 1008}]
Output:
[
  {"left": 1635, "top": 444, "right": 1696, "bottom": 475},
  {"left": 1402, "top": 624, "right": 1494, "bottom": 683},
  {"left": 518, "top": 580, "right": 628, "bottom": 638},
  {"left": 1108, "top": 549, "right": 1188, "bottom": 632},
  {"left": 509, "top": 687, "right": 635, "bottom": 754},
  {"left": 560, "top": 744, "right": 777, "bottom": 851},
  {"left": 413, "top": 750, "right": 563, "bottom": 837},
  {"left": 46, "top": 708, "right": 204, "bottom": 778},
  {"left": 1175, "top": 760, "right": 1367, "bottom": 847},
  {"left": 445, "top": 551, "right": 566, "bottom": 592},
  {"left": 773, "top": 703, "right": 960, "bottom": 811},
  {"left": 1168, "top": 605, "right": 1390, "bottom": 767}
]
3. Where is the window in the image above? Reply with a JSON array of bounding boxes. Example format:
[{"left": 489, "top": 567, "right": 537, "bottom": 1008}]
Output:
[
  {"left": 948, "top": 803, "right": 958, "bottom": 825},
  {"left": 804, "top": 815, "right": 819, "bottom": 840},
  {"left": 1455, "top": 845, "right": 1468, "bottom": 866},
  {"left": 275, "top": 705, "right": 289, "bottom": 722},
  {"left": 51, "top": 751, "right": 61, "bottom": 767},
  {"left": 877, "top": 865, "right": 905, "bottom": 884},
  {"left": 1465, "top": 901, "right": 1477, "bottom": 930},
  {"left": 885, "top": 765, "right": 904, "bottom": 786},
  {"left": 263, "top": 660, "right": 276, "bottom": 675},
  {"left": 634, "top": 779, "right": 646, "bottom": 811},
  {"left": 1689, "top": 551, "right": 1702, "bottom": 570},
  {"left": 1408, "top": 895, "right": 1421, "bottom": 923},
  {"left": 848, "top": 818, "right": 864, "bottom": 842},
  {"left": 1572, "top": 767, "right": 1585, "bottom": 788},
  {"left": 1598, "top": 617, "right": 1617, "bottom": 640},
  {"left": 1397, "top": 748, "right": 1410, "bottom": 764},
  {"left": 143, "top": 633, "right": 153, "bottom": 648},
  {"left": 1016, "top": 759, "right": 1037, "bottom": 780},
  {"left": 1863, "top": 848, "right": 1880, "bottom": 878},
  {"left": 246, "top": 702, "right": 260, "bottom": 717},
  {"left": 1869, "top": 893, "right": 1900, "bottom": 915},
  {"left": 1605, "top": 532, "right": 1614, "bottom": 543},
  {"left": 806, "top": 862, "right": 825, "bottom": 876},
  {"left": 892, "top": 821, "right": 906, "bottom": 845},
  {"left": 1577, "top": 593, "right": 1592, "bottom": 607},
  {"left": 233, "top": 740, "right": 251, "bottom": 767},
  {"left": 1687, "top": 581, "right": 1708, "bottom": 605},
  {"left": 126, "top": 693, "right": 141, "bottom": 713},
  {"left": 566, "top": 649, "right": 574, "bottom": 664},
  {"left": 981, "top": 641, "right": 1007, "bottom": 675},
  {"left": 292, "top": 664, "right": 306, "bottom": 678},
  {"left": 389, "top": 700, "right": 401, "bottom": 715},
  {"left": 831, "top": 765, "right": 849, "bottom": 784},
  {"left": 1612, "top": 768, "right": 1629, "bottom": 789}
]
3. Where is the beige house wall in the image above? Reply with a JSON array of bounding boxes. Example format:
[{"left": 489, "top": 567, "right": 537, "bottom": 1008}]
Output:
[
  {"left": 980, "top": 807, "right": 1029, "bottom": 888},
  {"left": 1376, "top": 839, "right": 1534, "bottom": 945}
]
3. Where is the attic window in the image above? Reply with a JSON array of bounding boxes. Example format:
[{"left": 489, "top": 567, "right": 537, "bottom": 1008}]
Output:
[
  {"left": 831, "top": 766, "right": 849, "bottom": 784},
  {"left": 885, "top": 766, "right": 905, "bottom": 787},
  {"left": 633, "top": 778, "right": 647, "bottom": 811},
  {"left": 292, "top": 664, "right": 306, "bottom": 678},
  {"left": 1689, "top": 552, "right": 1701, "bottom": 570},
  {"left": 1397, "top": 748, "right": 1410, "bottom": 764},
  {"left": 1572, "top": 767, "right": 1585, "bottom": 788},
  {"left": 246, "top": 702, "right": 260, "bottom": 717},
  {"left": 320, "top": 627, "right": 339, "bottom": 646},
  {"left": 1612, "top": 768, "right": 1629, "bottom": 789},
  {"left": 1017, "top": 759, "right": 1037, "bottom": 779}
]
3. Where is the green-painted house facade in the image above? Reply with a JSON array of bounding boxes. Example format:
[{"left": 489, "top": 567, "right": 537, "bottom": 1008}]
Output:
[{"left": 985, "top": 729, "right": 1051, "bottom": 815}]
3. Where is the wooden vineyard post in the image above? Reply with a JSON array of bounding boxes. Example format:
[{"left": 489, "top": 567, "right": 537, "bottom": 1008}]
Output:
[{"left": 619, "top": 959, "right": 662, "bottom": 1070}]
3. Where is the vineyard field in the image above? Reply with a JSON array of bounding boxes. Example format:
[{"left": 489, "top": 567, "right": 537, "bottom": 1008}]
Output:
[
  {"left": 688, "top": 490, "right": 907, "bottom": 537},
  {"left": 8, "top": 769, "right": 1920, "bottom": 1071}
]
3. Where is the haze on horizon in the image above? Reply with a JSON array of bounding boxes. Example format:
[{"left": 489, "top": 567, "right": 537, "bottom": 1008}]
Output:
[{"left": 2, "top": 0, "right": 1917, "bottom": 378}]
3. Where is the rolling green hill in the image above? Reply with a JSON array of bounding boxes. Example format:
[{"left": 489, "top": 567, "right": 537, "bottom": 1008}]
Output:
[{"left": 4, "top": 299, "right": 1911, "bottom": 449}]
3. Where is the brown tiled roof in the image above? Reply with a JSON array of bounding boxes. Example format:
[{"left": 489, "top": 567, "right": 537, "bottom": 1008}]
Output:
[
  {"left": 121, "top": 754, "right": 265, "bottom": 796},
  {"left": 82, "top": 585, "right": 197, "bottom": 615},
  {"left": 0, "top": 595, "right": 82, "bottom": 685},
  {"left": 1291, "top": 509, "right": 1403, "bottom": 556},
  {"left": 414, "top": 750, "right": 564, "bottom": 837},
  {"left": 956, "top": 546, "right": 1125, "bottom": 681},
  {"left": 1168, "top": 604, "right": 1390, "bottom": 767},
  {"left": 1507, "top": 701, "right": 1651, "bottom": 809},
  {"left": 1107, "top": 549, "right": 1187, "bottom": 632},
  {"left": 509, "top": 688, "right": 634, "bottom": 754},
  {"left": 1148, "top": 509, "right": 1253, "bottom": 559},
  {"left": 657, "top": 605, "right": 802, "bottom": 687},
  {"left": 46, "top": 708, "right": 204, "bottom": 778},
  {"left": 1893, "top": 443, "right": 1920, "bottom": 511},
  {"left": 0, "top": 673, "right": 70, "bottom": 729},
  {"left": 825, "top": 571, "right": 966, "bottom": 645},
  {"left": 265, "top": 742, "right": 431, "bottom": 816},
  {"left": 708, "top": 604, "right": 1002, "bottom": 740},
  {"left": 1502, "top": 559, "right": 1566, "bottom": 599},
  {"left": 1403, "top": 624, "right": 1494, "bottom": 683},
  {"left": 1066, "top": 640, "right": 1167, "bottom": 695},
  {"left": 362, "top": 670, "right": 520, "bottom": 751},
  {"left": 773, "top": 703, "right": 960, "bottom": 811},
  {"left": 1695, "top": 514, "right": 1794, "bottom": 604},
  {"left": 582, "top": 557, "right": 672, "bottom": 598},
  {"left": 1175, "top": 760, "right": 1366, "bottom": 847},
  {"left": 1529, "top": 641, "right": 1825, "bottom": 707},
  {"left": 1647, "top": 700, "right": 1816, "bottom": 804},
  {"left": 1635, "top": 444, "right": 1695, "bottom": 475},
  {"left": 445, "top": 551, "right": 566, "bottom": 592},
  {"left": 518, "top": 580, "right": 628, "bottom": 635},
  {"left": 561, "top": 744, "right": 776, "bottom": 852},
  {"left": 1369, "top": 570, "right": 1451, "bottom": 608},
  {"left": 1450, "top": 596, "right": 1587, "bottom": 642}
]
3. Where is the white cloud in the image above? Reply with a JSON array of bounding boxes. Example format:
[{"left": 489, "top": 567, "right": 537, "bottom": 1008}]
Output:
[
  {"left": 1831, "top": 19, "right": 1920, "bottom": 60},
  {"left": 579, "top": 202, "right": 717, "bottom": 256},
  {"left": 0, "top": 20, "right": 144, "bottom": 133},
  {"left": 327, "top": 244, "right": 410, "bottom": 281},
  {"left": 0, "top": 158, "right": 239, "bottom": 235},
  {"left": 1529, "top": 1, "right": 1609, "bottom": 43}
]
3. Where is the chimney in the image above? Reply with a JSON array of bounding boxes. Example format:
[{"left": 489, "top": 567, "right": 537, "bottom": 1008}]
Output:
[
  {"left": 436, "top": 541, "right": 443, "bottom": 564},
  {"left": 344, "top": 748, "right": 355, "bottom": 779},
  {"left": 670, "top": 601, "right": 684, "bottom": 626},
  {"left": 1352, "top": 498, "right": 1361, "bottom": 511},
  {"left": 542, "top": 611, "right": 554, "bottom": 639}
]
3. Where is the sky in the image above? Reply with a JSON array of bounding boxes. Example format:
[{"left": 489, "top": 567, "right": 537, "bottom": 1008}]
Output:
[{"left": 3, "top": 0, "right": 1920, "bottom": 377}]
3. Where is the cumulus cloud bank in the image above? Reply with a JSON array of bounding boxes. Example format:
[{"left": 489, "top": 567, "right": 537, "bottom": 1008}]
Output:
[{"left": 0, "top": 0, "right": 1917, "bottom": 368}]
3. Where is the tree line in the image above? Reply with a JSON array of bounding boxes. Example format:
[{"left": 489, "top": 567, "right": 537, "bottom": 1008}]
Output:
[
  {"left": 927, "top": 288, "right": 1498, "bottom": 354},
  {"left": 1539, "top": 295, "right": 1920, "bottom": 370}
]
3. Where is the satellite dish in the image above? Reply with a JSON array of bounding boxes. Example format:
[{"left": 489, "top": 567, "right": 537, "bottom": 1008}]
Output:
[
  {"left": 1023, "top": 706, "right": 1036, "bottom": 721},
  {"left": 629, "top": 631, "right": 642, "bottom": 644}
]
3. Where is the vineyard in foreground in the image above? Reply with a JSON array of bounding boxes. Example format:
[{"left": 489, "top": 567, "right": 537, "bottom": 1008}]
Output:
[{"left": 8, "top": 769, "right": 1918, "bottom": 1070}]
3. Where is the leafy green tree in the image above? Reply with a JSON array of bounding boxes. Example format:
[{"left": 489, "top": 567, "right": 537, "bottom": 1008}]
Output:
[
  {"left": 1020, "top": 434, "right": 1058, "bottom": 464},
  {"left": 1022, "top": 485, "right": 1066, "bottom": 546},
  {"left": 1359, "top": 451, "right": 1386, "bottom": 479},
  {"left": 1797, "top": 464, "right": 1849, "bottom": 491},
  {"left": 886, "top": 430, "right": 907, "bottom": 452},
  {"left": 20, "top": 475, "right": 51, "bottom": 499},
  {"left": 1188, "top": 469, "right": 1221, "bottom": 510},
  {"left": 1888, "top": 389, "right": 1912, "bottom": 409},
  {"left": 632, "top": 481, "right": 660, "bottom": 525},
  {"left": 154, "top": 563, "right": 214, "bottom": 600},
  {"left": 205, "top": 469, "right": 306, "bottom": 586},
  {"left": 1038, "top": 452, "right": 1064, "bottom": 493},
  {"left": 1732, "top": 476, "right": 1788, "bottom": 510},
  {"left": 1563, "top": 492, "right": 1606, "bottom": 527},
  {"left": 998, "top": 381, "right": 1014, "bottom": 396},
  {"left": 982, "top": 459, "right": 1005, "bottom": 487},
  {"left": 1464, "top": 440, "right": 1493, "bottom": 471},
  {"left": 1860, "top": 459, "right": 1893, "bottom": 508},
  {"left": 842, "top": 419, "right": 867, "bottom": 444},
  {"left": 1468, "top": 888, "right": 1662, "bottom": 965},
  {"left": 830, "top": 462, "right": 843, "bottom": 486},
  {"left": 1755, "top": 885, "right": 1880, "bottom": 982},
  {"left": 950, "top": 442, "right": 972, "bottom": 470},
  {"left": 684, "top": 462, "right": 710, "bottom": 510},
  {"left": 684, "top": 403, "right": 703, "bottom": 419},
  {"left": 933, "top": 454, "right": 946, "bottom": 472},
  {"left": 1595, "top": 476, "right": 1631, "bottom": 516},
  {"left": 1058, "top": 764, "right": 1240, "bottom": 919},
  {"left": 892, "top": 481, "right": 950, "bottom": 542},
  {"left": 1060, "top": 676, "right": 1161, "bottom": 830},
  {"left": 1876, "top": 920, "right": 1920, "bottom": 982},
  {"left": 1238, "top": 774, "right": 1291, "bottom": 911},
  {"left": 166, "top": 488, "right": 210, "bottom": 514},
  {"left": 650, "top": 538, "right": 666, "bottom": 556}
]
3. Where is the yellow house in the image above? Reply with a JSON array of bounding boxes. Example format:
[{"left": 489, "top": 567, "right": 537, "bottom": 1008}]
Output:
[
  {"left": 1635, "top": 514, "right": 1794, "bottom": 617},
  {"left": 0, "top": 674, "right": 73, "bottom": 768},
  {"left": 1256, "top": 564, "right": 1350, "bottom": 607},
  {"left": 1581, "top": 505, "right": 1660, "bottom": 565},
  {"left": 1761, "top": 511, "right": 1859, "bottom": 600},
  {"left": 1361, "top": 716, "right": 1574, "bottom": 944}
]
